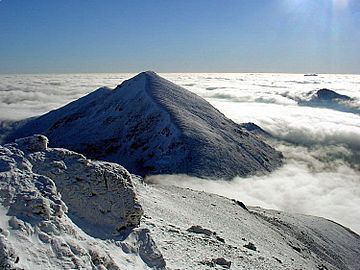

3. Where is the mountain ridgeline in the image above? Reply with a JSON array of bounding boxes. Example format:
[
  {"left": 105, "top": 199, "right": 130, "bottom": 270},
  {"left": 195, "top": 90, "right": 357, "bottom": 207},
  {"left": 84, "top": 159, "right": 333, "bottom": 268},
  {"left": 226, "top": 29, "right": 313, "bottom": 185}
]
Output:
[{"left": 4, "top": 71, "right": 282, "bottom": 179}]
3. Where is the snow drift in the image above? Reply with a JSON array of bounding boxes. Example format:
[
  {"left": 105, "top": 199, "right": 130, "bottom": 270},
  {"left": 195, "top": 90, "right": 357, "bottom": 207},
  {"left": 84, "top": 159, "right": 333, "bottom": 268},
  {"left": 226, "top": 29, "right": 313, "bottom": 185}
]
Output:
[{"left": 3, "top": 71, "right": 282, "bottom": 179}]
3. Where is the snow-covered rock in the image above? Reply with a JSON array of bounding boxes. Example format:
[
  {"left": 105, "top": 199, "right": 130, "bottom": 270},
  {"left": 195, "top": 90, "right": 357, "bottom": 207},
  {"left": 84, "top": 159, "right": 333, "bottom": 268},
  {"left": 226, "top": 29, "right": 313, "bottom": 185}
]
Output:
[
  {"left": 4, "top": 71, "right": 282, "bottom": 179},
  {"left": 14, "top": 134, "right": 48, "bottom": 152},
  {"left": 5, "top": 134, "right": 143, "bottom": 234},
  {"left": 0, "top": 135, "right": 165, "bottom": 269}
]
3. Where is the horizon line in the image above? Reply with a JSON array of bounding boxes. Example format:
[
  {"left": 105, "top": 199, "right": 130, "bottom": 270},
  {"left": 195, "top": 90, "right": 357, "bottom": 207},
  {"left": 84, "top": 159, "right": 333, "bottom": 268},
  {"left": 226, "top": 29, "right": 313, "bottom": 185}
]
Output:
[{"left": 0, "top": 71, "right": 359, "bottom": 76}]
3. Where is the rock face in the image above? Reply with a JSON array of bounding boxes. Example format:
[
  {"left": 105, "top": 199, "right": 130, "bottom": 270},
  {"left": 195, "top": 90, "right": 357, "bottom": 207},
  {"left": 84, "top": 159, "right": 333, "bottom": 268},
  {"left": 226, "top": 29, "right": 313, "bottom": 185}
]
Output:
[
  {"left": 4, "top": 71, "right": 282, "bottom": 179},
  {"left": 0, "top": 135, "right": 166, "bottom": 269},
  {"left": 1, "top": 134, "right": 144, "bottom": 236},
  {"left": 4, "top": 134, "right": 143, "bottom": 234}
]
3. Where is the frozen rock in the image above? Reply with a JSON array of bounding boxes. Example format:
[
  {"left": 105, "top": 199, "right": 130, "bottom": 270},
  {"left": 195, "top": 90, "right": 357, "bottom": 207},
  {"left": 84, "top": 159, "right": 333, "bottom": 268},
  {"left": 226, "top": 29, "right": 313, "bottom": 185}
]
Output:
[
  {"left": 187, "top": 225, "right": 225, "bottom": 243},
  {"left": 187, "top": 225, "right": 214, "bottom": 237},
  {"left": 134, "top": 228, "right": 166, "bottom": 269},
  {"left": 200, "top": 257, "right": 232, "bottom": 268},
  {"left": 232, "top": 199, "right": 248, "bottom": 211},
  {"left": 211, "top": 257, "right": 232, "bottom": 268},
  {"left": 0, "top": 136, "right": 154, "bottom": 269},
  {"left": 14, "top": 134, "right": 48, "bottom": 152},
  {"left": 7, "top": 135, "right": 143, "bottom": 234},
  {"left": 244, "top": 242, "right": 257, "bottom": 251},
  {"left": 120, "top": 228, "right": 166, "bottom": 269}
]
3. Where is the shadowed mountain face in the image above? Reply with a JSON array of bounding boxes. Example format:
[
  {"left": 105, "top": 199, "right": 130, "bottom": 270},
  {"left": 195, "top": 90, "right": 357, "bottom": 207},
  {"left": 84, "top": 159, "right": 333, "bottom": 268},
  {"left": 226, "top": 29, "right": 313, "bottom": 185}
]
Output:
[
  {"left": 299, "top": 88, "right": 360, "bottom": 114},
  {"left": 314, "top": 89, "right": 352, "bottom": 101},
  {"left": 4, "top": 71, "right": 282, "bottom": 179}
]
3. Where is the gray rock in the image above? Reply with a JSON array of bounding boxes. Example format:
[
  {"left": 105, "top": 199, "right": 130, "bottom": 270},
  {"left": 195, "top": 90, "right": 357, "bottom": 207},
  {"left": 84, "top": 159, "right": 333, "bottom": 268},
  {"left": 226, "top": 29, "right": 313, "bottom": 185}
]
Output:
[
  {"left": 121, "top": 228, "right": 166, "bottom": 269},
  {"left": 211, "top": 257, "right": 232, "bottom": 268},
  {"left": 187, "top": 225, "right": 214, "bottom": 237},
  {"left": 244, "top": 242, "right": 257, "bottom": 251}
]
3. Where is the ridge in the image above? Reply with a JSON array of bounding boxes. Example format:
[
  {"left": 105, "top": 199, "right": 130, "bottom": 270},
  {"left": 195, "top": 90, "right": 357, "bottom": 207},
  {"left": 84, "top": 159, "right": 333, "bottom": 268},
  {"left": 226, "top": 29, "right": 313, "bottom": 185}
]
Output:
[{"left": 2, "top": 72, "right": 283, "bottom": 179}]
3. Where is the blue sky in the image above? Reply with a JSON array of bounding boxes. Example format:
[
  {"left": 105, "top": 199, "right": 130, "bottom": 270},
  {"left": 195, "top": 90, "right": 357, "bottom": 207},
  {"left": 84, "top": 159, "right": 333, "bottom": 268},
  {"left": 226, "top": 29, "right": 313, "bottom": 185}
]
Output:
[{"left": 0, "top": 0, "right": 359, "bottom": 73}]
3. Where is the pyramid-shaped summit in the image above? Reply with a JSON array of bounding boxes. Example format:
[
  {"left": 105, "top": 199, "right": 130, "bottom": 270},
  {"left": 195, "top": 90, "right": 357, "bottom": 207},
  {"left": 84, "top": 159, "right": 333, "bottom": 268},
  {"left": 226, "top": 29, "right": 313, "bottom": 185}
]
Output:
[{"left": 5, "top": 71, "right": 282, "bottom": 179}]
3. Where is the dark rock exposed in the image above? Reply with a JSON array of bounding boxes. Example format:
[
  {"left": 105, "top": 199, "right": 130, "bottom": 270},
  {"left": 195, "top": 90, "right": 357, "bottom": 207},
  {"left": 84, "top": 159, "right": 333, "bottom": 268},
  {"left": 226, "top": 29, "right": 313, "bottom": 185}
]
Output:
[{"left": 299, "top": 88, "right": 359, "bottom": 114}]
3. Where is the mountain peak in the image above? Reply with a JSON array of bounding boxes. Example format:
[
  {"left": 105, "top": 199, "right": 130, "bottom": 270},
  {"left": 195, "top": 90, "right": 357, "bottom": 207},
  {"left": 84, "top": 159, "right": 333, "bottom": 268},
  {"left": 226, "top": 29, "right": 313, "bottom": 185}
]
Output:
[
  {"left": 4, "top": 72, "right": 282, "bottom": 179},
  {"left": 131, "top": 70, "right": 159, "bottom": 81},
  {"left": 141, "top": 70, "right": 158, "bottom": 77}
]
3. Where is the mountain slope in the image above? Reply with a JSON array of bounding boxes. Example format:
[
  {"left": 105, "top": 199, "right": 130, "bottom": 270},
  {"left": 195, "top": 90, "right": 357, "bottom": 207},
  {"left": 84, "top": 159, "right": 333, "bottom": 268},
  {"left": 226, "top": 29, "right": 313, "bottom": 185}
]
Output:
[
  {"left": 137, "top": 183, "right": 360, "bottom": 270},
  {"left": 4, "top": 71, "right": 282, "bottom": 179},
  {"left": 1, "top": 135, "right": 359, "bottom": 269}
]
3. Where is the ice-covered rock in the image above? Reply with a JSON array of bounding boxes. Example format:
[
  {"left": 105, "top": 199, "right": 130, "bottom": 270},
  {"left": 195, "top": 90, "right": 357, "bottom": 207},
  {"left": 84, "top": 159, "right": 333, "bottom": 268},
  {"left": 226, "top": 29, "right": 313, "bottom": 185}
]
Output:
[
  {"left": 4, "top": 71, "right": 282, "bottom": 179},
  {"left": 14, "top": 134, "right": 48, "bottom": 152},
  {"left": 121, "top": 228, "right": 166, "bottom": 269},
  {"left": 0, "top": 135, "right": 164, "bottom": 269},
  {"left": 5, "top": 135, "right": 143, "bottom": 234}
]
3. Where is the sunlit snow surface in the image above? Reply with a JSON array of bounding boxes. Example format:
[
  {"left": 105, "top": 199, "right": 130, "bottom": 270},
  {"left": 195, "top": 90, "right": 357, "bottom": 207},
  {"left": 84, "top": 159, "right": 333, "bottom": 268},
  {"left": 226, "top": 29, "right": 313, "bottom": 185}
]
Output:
[{"left": 0, "top": 73, "right": 359, "bottom": 233}]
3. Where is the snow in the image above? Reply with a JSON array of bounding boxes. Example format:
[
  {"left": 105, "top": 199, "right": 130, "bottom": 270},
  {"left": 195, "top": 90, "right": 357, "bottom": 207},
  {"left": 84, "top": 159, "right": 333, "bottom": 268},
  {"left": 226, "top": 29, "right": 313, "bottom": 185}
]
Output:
[
  {"left": 3, "top": 71, "right": 282, "bottom": 179},
  {"left": 0, "top": 135, "right": 164, "bottom": 269},
  {"left": 136, "top": 182, "right": 360, "bottom": 270},
  {"left": 1, "top": 135, "right": 360, "bottom": 269},
  {"left": 0, "top": 72, "right": 360, "bottom": 269}
]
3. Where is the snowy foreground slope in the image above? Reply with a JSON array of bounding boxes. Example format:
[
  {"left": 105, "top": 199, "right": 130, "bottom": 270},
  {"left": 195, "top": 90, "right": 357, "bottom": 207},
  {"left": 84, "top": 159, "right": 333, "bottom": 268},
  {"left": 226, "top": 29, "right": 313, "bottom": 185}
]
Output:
[
  {"left": 1, "top": 135, "right": 360, "bottom": 269},
  {"left": 4, "top": 71, "right": 282, "bottom": 179},
  {"left": 137, "top": 183, "right": 360, "bottom": 270}
]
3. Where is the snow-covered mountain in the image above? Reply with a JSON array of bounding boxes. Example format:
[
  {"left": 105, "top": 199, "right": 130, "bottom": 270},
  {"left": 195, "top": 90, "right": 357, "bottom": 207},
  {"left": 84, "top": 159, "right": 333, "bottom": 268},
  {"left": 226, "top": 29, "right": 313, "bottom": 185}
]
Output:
[
  {"left": 4, "top": 71, "right": 282, "bottom": 179},
  {"left": 1, "top": 135, "right": 359, "bottom": 270}
]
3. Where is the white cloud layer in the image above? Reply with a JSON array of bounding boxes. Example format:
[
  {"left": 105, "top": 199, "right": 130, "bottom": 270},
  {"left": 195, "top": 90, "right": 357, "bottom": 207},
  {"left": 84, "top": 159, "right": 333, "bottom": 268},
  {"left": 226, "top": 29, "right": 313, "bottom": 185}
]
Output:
[{"left": 1, "top": 72, "right": 360, "bottom": 233}]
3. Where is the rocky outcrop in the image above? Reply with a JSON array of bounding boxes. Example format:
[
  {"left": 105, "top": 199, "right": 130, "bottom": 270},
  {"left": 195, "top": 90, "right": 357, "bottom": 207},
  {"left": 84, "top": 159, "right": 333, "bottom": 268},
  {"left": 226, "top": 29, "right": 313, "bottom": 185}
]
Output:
[
  {"left": 0, "top": 135, "right": 165, "bottom": 269},
  {"left": 4, "top": 134, "right": 143, "bottom": 234},
  {"left": 4, "top": 71, "right": 282, "bottom": 179}
]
